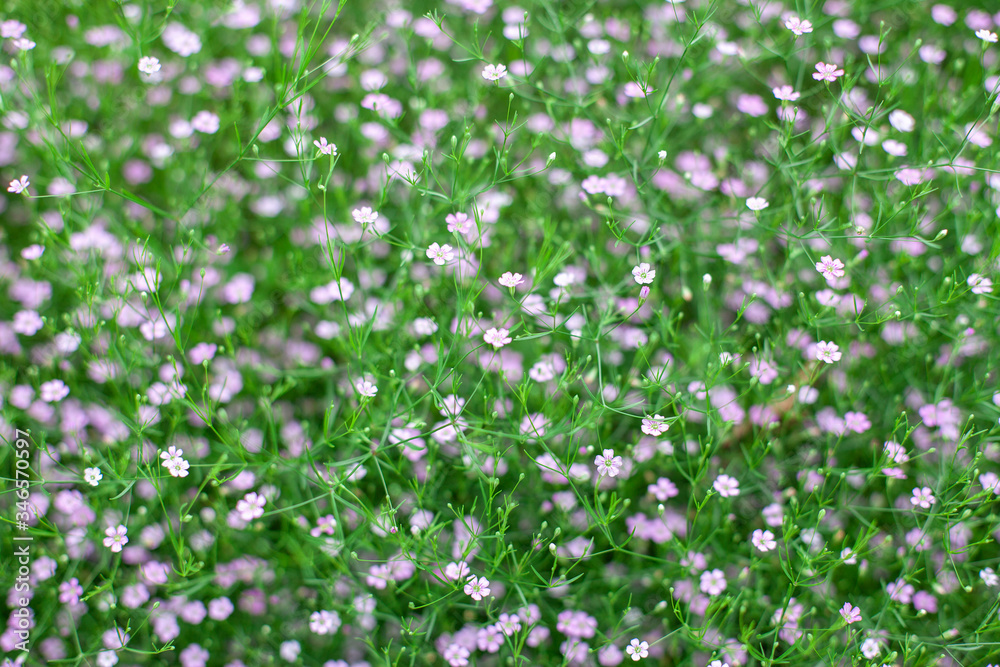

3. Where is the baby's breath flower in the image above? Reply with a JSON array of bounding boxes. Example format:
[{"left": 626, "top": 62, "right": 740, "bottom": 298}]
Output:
[
  {"left": 353, "top": 206, "right": 378, "bottom": 225},
  {"left": 236, "top": 492, "right": 266, "bottom": 521},
  {"left": 641, "top": 414, "right": 669, "bottom": 436},
  {"left": 976, "top": 29, "right": 998, "bottom": 43},
  {"left": 813, "top": 62, "right": 845, "bottom": 82},
  {"left": 594, "top": 448, "right": 624, "bottom": 477},
  {"left": 713, "top": 474, "right": 740, "bottom": 498},
  {"left": 426, "top": 243, "right": 454, "bottom": 266},
  {"left": 104, "top": 525, "right": 129, "bottom": 553},
  {"left": 356, "top": 380, "right": 378, "bottom": 398},
  {"left": 483, "top": 327, "right": 512, "bottom": 349},
  {"left": 482, "top": 64, "right": 507, "bottom": 81},
  {"left": 314, "top": 137, "right": 337, "bottom": 156},
  {"left": 138, "top": 56, "right": 161, "bottom": 75},
  {"left": 784, "top": 16, "right": 813, "bottom": 36},
  {"left": 910, "top": 486, "right": 935, "bottom": 509},
  {"left": 499, "top": 271, "right": 524, "bottom": 288},
  {"left": 7, "top": 175, "right": 29, "bottom": 194},
  {"left": 84, "top": 467, "right": 103, "bottom": 487},
  {"left": 840, "top": 602, "right": 862, "bottom": 624},
  {"left": 625, "top": 638, "right": 649, "bottom": 661},
  {"left": 751, "top": 529, "right": 777, "bottom": 552},
  {"left": 464, "top": 575, "right": 491, "bottom": 601},
  {"left": 815, "top": 341, "right": 841, "bottom": 363}
]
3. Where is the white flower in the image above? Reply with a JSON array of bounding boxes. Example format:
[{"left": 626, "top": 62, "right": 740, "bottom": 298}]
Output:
[
  {"left": 499, "top": 272, "right": 524, "bottom": 288},
  {"left": 815, "top": 341, "right": 841, "bottom": 364},
  {"left": 746, "top": 197, "right": 769, "bottom": 211},
  {"left": 632, "top": 263, "right": 656, "bottom": 285},
  {"left": 352, "top": 206, "right": 378, "bottom": 225},
  {"left": 84, "top": 467, "right": 103, "bottom": 487},
  {"left": 7, "top": 175, "right": 29, "bottom": 194},
  {"left": 426, "top": 243, "right": 454, "bottom": 266},
  {"left": 888, "top": 109, "right": 915, "bottom": 133},
  {"left": 314, "top": 137, "right": 337, "bottom": 156},
  {"left": 772, "top": 85, "right": 800, "bottom": 101},
  {"left": 625, "top": 638, "right": 649, "bottom": 661},
  {"left": 483, "top": 327, "right": 512, "bottom": 349},
  {"left": 138, "top": 56, "right": 161, "bottom": 75},
  {"left": 967, "top": 273, "right": 993, "bottom": 295},
  {"left": 784, "top": 16, "right": 813, "bottom": 36},
  {"left": 482, "top": 63, "right": 508, "bottom": 81},
  {"left": 976, "top": 29, "right": 998, "bottom": 43}
]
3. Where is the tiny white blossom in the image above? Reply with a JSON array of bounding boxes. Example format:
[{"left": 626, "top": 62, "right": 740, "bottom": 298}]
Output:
[
  {"left": 84, "top": 467, "right": 103, "bottom": 487},
  {"left": 138, "top": 56, "right": 161, "bottom": 75},
  {"left": 625, "top": 638, "right": 649, "bottom": 661},
  {"left": 482, "top": 64, "right": 507, "bottom": 81},
  {"left": 632, "top": 263, "right": 656, "bottom": 285}
]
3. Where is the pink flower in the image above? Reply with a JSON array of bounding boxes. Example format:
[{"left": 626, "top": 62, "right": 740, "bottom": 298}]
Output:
[
  {"left": 499, "top": 272, "right": 524, "bottom": 288},
  {"left": 894, "top": 168, "right": 923, "bottom": 186},
  {"left": 772, "top": 85, "right": 801, "bottom": 101},
  {"left": 444, "top": 644, "right": 470, "bottom": 667},
  {"left": 812, "top": 62, "right": 845, "bottom": 82},
  {"left": 751, "top": 529, "right": 777, "bottom": 552},
  {"left": 353, "top": 207, "right": 379, "bottom": 225},
  {"left": 356, "top": 380, "right": 378, "bottom": 398},
  {"left": 496, "top": 613, "right": 521, "bottom": 635},
  {"left": 967, "top": 273, "right": 993, "bottom": 295},
  {"left": 815, "top": 341, "right": 841, "bottom": 364},
  {"left": 648, "top": 477, "right": 678, "bottom": 501},
  {"left": 483, "top": 327, "right": 512, "bottom": 349},
  {"left": 446, "top": 212, "right": 473, "bottom": 234},
  {"left": 482, "top": 64, "right": 507, "bottom": 81},
  {"left": 713, "top": 474, "right": 740, "bottom": 498},
  {"left": 910, "top": 486, "right": 935, "bottom": 509},
  {"left": 785, "top": 16, "right": 813, "bottom": 36},
  {"left": 191, "top": 111, "right": 220, "bottom": 134},
  {"left": 839, "top": 602, "right": 862, "bottom": 624},
  {"left": 632, "top": 263, "right": 656, "bottom": 285},
  {"left": 594, "top": 448, "right": 624, "bottom": 477},
  {"left": 815, "top": 255, "right": 845, "bottom": 280},
  {"left": 980, "top": 472, "right": 1000, "bottom": 495},
  {"left": 104, "top": 525, "right": 129, "bottom": 553},
  {"left": 444, "top": 561, "right": 470, "bottom": 581},
  {"left": 699, "top": 568, "right": 727, "bottom": 595},
  {"left": 314, "top": 137, "right": 337, "bottom": 156},
  {"left": 21, "top": 244, "right": 44, "bottom": 260},
  {"left": 426, "top": 243, "right": 454, "bottom": 265},
  {"left": 40, "top": 379, "right": 70, "bottom": 402},
  {"left": 236, "top": 492, "right": 266, "bottom": 521},
  {"left": 8, "top": 175, "right": 29, "bottom": 194},
  {"left": 464, "top": 575, "right": 491, "bottom": 601},
  {"left": 641, "top": 414, "right": 669, "bottom": 436}
]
